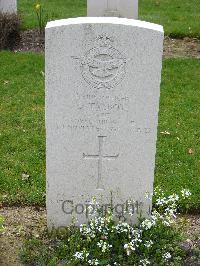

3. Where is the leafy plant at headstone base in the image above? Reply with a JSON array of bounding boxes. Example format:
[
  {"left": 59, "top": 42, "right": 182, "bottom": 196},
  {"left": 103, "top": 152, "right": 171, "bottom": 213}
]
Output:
[
  {"left": 19, "top": 188, "right": 193, "bottom": 266},
  {"left": 0, "top": 12, "right": 21, "bottom": 50}
]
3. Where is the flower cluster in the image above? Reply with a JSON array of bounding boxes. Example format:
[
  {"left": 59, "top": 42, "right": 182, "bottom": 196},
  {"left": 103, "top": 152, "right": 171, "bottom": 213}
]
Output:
[
  {"left": 18, "top": 187, "right": 188, "bottom": 266},
  {"left": 20, "top": 187, "right": 193, "bottom": 265},
  {"left": 114, "top": 222, "right": 130, "bottom": 234},
  {"left": 163, "top": 252, "right": 172, "bottom": 261},
  {"left": 123, "top": 229, "right": 142, "bottom": 256},
  {"left": 139, "top": 258, "right": 151, "bottom": 266},
  {"left": 124, "top": 242, "right": 135, "bottom": 256},
  {"left": 181, "top": 189, "right": 192, "bottom": 199},
  {"left": 68, "top": 188, "right": 192, "bottom": 265},
  {"left": 88, "top": 258, "right": 99, "bottom": 265},
  {"left": 97, "top": 240, "right": 112, "bottom": 253},
  {"left": 74, "top": 251, "right": 89, "bottom": 260}
]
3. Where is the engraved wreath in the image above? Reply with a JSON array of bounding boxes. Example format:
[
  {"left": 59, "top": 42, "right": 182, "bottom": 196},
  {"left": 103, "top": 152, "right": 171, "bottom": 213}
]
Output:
[{"left": 73, "top": 36, "right": 127, "bottom": 89}]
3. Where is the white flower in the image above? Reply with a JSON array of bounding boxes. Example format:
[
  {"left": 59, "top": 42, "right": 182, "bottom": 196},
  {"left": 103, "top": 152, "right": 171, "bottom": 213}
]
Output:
[
  {"left": 141, "top": 219, "right": 153, "bottom": 230},
  {"left": 163, "top": 252, "right": 172, "bottom": 261},
  {"left": 139, "top": 258, "right": 151, "bottom": 265},
  {"left": 168, "top": 194, "right": 179, "bottom": 202},
  {"left": 88, "top": 259, "right": 99, "bottom": 265},
  {"left": 144, "top": 240, "right": 153, "bottom": 248},
  {"left": 162, "top": 220, "right": 171, "bottom": 226},
  {"left": 130, "top": 229, "right": 142, "bottom": 246},
  {"left": 97, "top": 240, "right": 112, "bottom": 253},
  {"left": 74, "top": 251, "right": 84, "bottom": 260},
  {"left": 114, "top": 222, "right": 130, "bottom": 233},
  {"left": 165, "top": 207, "right": 176, "bottom": 216},
  {"left": 156, "top": 197, "right": 166, "bottom": 206},
  {"left": 181, "top": 189, "right": 192, "bottom": 198},
  {"left": 74, "top": 250, "right": 89, "bottom": 261},
  {"left": 94, "top": 259, "right": 99, "bottom": 265},
  {"left": 124, "top": 242, "right": 135, "bottom": 256}
]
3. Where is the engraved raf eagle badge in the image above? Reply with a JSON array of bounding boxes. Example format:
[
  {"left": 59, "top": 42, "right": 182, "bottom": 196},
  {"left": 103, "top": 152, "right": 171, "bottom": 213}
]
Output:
[{"left": 72, "top": 35, "right": 127, "bottom": 89}]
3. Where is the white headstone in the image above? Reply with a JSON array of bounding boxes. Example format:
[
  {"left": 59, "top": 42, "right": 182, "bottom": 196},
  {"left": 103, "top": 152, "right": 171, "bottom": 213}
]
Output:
[
  {"left": 46, "top": 17, "right": 164, "bottom": 228},
  {"left": 87, "top": 0, "right": 138, "bottom": 19},
  {"left": 0, "top": 0, "right": 17, "bottom": 13}
]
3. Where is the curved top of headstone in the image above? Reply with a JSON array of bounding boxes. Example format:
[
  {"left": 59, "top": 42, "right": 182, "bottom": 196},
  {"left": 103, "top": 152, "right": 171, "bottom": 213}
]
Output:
[{"left": 46, "top": 17, "right": 163, "bottom": 33}]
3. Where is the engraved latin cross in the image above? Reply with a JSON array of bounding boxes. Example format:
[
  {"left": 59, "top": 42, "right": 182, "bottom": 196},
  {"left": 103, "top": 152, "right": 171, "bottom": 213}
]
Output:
[{"left": 83, "top": 136, "right": 119, "bottom": 190}]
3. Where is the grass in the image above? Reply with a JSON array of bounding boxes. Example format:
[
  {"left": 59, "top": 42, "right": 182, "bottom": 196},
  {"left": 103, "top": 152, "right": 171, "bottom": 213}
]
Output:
[
  {"left": 140, "top": 0, "right": 200, "bottom": 38},
  {"left": 0, "top": 51, "right": 45, "bottom": 205},
  {"left": 18, "top": 0, "right": 200, "bottom": 37},
  {"left": 156, "top": 59, "right": 200, "bottom": 212},
  {"left": 0, "top": 52, "right": 199, "bottom": 211},
  {"left": 18, "top": 0, "right": 86, "bottom": 30}
]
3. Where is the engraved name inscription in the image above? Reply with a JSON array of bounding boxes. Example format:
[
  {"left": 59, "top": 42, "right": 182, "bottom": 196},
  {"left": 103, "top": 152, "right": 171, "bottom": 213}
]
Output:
[{"left": 75, "top": 92, "right": 129, "bottom": 115}]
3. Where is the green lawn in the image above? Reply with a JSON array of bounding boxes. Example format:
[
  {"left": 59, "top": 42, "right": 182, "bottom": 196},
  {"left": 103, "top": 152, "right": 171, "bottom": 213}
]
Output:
[
  {"left": 0, "top": 51, "right": 199, "bottom": 211},
  {"left": 19, "top": 0, "right": 86, "bottom": 30},
  {"left": 156, "top": 59, "right": 200, "bottom": 212},
  {"left": 18, "top": 0, "right": 200, "bottom": 37},
  {"left": 140, "top": 0, "right": 200, "bottom": 38},
  {"left": 0, "top": 52, "right": 45, "bottom": 205}
]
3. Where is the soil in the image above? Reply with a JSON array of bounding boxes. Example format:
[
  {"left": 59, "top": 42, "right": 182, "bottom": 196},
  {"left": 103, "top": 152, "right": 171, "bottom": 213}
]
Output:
[
  {"left": 164, "top": 37, "right": 200, "bottom": 59},
  {"left": 13, "top": 29, "right": 200, "bottom": 59},
  {"left": 0, "top": 207, "right": 46, "bottom": 266},
  {"left": 182, "top": 215, "right": 200, "bottom": 266},
  {"left": 14, "top": 29, "right": 45, "bottom": 54},
  {"left": 0, "top": 207, "right": 199, "bottom": 266}
]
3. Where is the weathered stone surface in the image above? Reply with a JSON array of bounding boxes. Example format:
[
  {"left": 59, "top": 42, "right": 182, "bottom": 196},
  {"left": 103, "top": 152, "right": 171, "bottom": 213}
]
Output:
[
  {"left": 45, "top": 17, "right": 164, "bottom": 228},
  {"left": 87, "top": 0, "right": 138, "bottom": 19},
  {"left": 0, "top": 0, "right": 17, "bottom": 13}
]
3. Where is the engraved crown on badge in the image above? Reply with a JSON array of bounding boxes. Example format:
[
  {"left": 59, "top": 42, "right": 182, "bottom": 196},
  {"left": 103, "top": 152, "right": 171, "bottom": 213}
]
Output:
[{"left": 96, "top": 35, "right": 114, "bottom": 47}]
